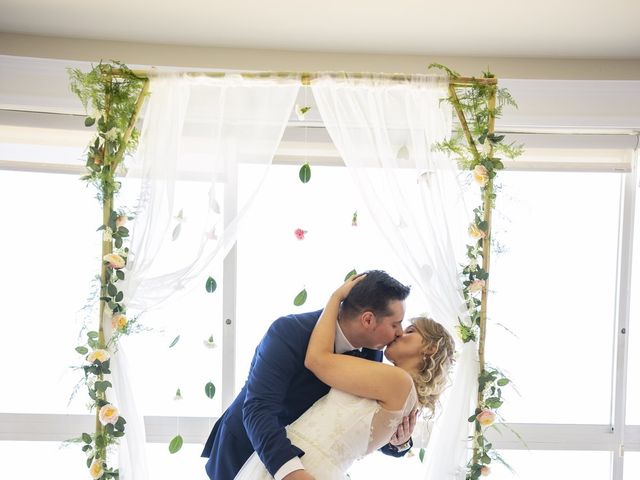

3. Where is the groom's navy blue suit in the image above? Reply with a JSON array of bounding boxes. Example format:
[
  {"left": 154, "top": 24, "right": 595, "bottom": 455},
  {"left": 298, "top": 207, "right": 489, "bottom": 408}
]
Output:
[{"left": 201, "top": 309, "right": 408, "bottom": 480}]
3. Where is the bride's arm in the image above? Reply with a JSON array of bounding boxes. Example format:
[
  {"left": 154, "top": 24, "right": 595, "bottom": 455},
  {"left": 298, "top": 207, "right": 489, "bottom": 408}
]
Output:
[{"left": 304, "top": 276, "right": 412, "bottom": 411}]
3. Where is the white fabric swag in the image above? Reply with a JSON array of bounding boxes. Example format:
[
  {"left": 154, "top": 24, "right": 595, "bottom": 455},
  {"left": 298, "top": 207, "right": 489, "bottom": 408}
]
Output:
[
  {"left": 312, "top": 74, "right": 478, "bottom": 480},
  {"left": 108, "top": 74, "right": 300, "bottom": 480}
]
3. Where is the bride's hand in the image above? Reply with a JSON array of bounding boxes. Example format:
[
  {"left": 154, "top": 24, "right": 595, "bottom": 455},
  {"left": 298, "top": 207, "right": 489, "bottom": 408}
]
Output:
[{"left": 332, "top": 273, "right": 367, "bottom": 301}]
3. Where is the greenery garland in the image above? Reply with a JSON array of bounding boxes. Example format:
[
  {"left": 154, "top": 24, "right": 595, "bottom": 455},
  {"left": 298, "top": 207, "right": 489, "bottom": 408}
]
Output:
[
  {"left": 430, "top": 64, "right": 523, "bottom": 479},
  {"left": 68, "top": 62, "right": 148, "bottom": 479}
]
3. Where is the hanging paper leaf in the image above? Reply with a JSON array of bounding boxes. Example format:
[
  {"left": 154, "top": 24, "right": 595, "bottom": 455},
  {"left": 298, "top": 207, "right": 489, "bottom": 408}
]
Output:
[
  {"left": 169, "top": 335, "right": 180, "bottom": 348},
  {"left": 172, "top": 223, "right": 182, "bottom": 241},
  {"left": 299, "top": 163, "right": 311, "bottom": 183},
  {"left": 293, "top": 288, "right": 307, "bottom": 306},
  {"left": 84, "top": 117, "right": 95, "bottom": 127},
  {"left": 419, "top": 447, "right": 425, "bottom": 463},
  {"left": 169, "top": 435, "right": 183, "bottom": 454},
  {"left": 344, "top": 269, "right": 357, "bottom": 281},
  {"left": 205, "top": 381, "right": 216, "bottom": 399},
  {"left": 206, "top": 276, "right": 217, "bottom": 293}
]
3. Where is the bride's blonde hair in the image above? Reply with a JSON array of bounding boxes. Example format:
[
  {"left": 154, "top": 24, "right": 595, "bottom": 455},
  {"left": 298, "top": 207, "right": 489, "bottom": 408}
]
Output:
[{"left": 410, "top": 317, "right": 455, "bottom": 416}]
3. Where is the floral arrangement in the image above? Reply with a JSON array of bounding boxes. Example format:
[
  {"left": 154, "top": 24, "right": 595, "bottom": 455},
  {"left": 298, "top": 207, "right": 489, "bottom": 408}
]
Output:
[
  {"left": 68, "top": 61, "right": 148, "bottom": 479},
  {"left": 430, "top": 64, "right": 523, "bottom": 479}
]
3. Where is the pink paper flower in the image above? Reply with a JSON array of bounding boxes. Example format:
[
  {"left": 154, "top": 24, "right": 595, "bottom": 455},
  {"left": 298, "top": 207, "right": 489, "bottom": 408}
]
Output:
[
  {"left": 481, "top": 465, "right": 491, "bottom": 476},
  {"left": 294, "top": 228, "right": 307, "bottom": 240}
]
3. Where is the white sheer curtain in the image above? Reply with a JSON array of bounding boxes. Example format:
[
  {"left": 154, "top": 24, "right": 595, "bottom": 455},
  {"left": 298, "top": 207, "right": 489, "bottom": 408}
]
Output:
[
  {"left": 107, "top": 74, "right": 300, "bottom": 479},
  {"left": 312, "top": 74, "right": 478, "bottom": 479}
]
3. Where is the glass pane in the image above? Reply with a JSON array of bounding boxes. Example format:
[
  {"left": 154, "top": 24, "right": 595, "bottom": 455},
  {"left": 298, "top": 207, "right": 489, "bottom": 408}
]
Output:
[
  {"left": 0, "top": 441, "right": 89, "bottom": 479},
  {"left": 487, "top": 171, "right": 621, "bottom": 423},
  {"left": 0, "top": 170, "right": 101, "bottom": 414},
  {"left": 484, "top": 450, "right": 611, "bottom": 480},
  {"left": 236, "top": 164, "right": 425, "bottom": 391},
  {"left": 625, "top": 451, "right": 640, "bottom": 480},
  {"left": 626, "top": 177, "right": 640, "bottom": 425}
]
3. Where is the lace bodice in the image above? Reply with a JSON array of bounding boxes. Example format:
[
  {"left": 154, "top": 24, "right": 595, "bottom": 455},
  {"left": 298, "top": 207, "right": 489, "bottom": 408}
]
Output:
[{"left": 235, "top": 386, "right": 417, "bottom": 480}]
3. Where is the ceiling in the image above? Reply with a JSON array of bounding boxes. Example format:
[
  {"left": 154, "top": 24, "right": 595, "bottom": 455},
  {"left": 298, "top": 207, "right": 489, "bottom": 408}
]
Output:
[{"left": 0, "top": 0, "right": 639, "bottom": 59}]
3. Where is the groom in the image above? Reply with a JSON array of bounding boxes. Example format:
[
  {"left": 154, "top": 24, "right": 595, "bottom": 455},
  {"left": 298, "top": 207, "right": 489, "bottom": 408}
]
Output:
[{"left": 201, "top": 270, "right": 416, "bottom": 480}]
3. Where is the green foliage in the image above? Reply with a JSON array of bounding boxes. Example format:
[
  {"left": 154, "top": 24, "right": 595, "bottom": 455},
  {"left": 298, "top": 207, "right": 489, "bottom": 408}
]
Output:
[
  {"left": 429, "top": 66, "right": 521, "bottom": 479},
  {"left": 169, "top": 435, "right": 184, "bottom": 454},
  {"left": 205, "top": 276, "right": 217, "bottom": 293},
  {"left": 299, "top": 162, "right": 311, "bottom": 183},
  {"left": 205, "top": 381, "right": 216, "bottom": 399},
  {"left": 344, "top": 269, "right": 357, "bottom": 281},
  {"left": 293, "top": 288, "right": 308, "bottom": 306}
]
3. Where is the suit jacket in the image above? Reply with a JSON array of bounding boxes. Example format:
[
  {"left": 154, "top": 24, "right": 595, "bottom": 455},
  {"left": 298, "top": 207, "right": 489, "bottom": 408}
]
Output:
[{"left": 201, "top": 309, "right": 409, "bottom": 480}]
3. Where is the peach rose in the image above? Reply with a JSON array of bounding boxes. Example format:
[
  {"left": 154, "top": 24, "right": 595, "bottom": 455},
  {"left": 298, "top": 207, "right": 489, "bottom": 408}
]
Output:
[
  {"left": 103, "top": 253, "right": 125, "bottom": 269},
  {"left": 481, "top": 465, "right": 491, "bottom": 476},
  {"left": 477, "top": 409, "right": 496, "bottom": 427},
  {"left": 468, "top": 223, "right": 486, "bottom": 240},
  {"left": 468, "top": 279, "right": 486, "bottom": 293},
  {"left": 89, "top": 459, "right": 104, "bottom": 479},
  {"left": 87, "top": 349, "right": 110, "bottom": 363},
  {"left": 111, "top": 313, "right": 128, "bottom": 331},
  {"left": 98, "top": 404, "right": 119, "bottom": 425},
  {"left": 473, "top": 165, "right": 489, "bottom": 186}
]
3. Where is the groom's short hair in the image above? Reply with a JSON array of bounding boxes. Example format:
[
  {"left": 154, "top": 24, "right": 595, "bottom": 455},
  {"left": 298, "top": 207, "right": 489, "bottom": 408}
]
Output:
[{"left": 339, "top": 270, "right": 410, "bottom": 321}]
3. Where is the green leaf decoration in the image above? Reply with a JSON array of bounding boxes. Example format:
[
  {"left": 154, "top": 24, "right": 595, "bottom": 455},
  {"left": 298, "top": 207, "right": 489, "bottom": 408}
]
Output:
[
  {"left": 205, "top": 276, "right": 217, "bottom": 293},
  {"left": 82, "top": 433, "right": 92, "bottom": 444},
  {"left": 116, "top": 270, "right": 125, "bottom": 281},
  {"left": 344, "top": 269, "right": 357, "bottom": 281},
  {"left": 87, "top": 331, "right": 99, "bottom": 339},
  {"left": 169, "top": 335, "right": 180, "bottom": 348},
  {"left": 76, "top": 346, "right": 89, "bottom": 355},
  {"left": 169, "top": 435, "right": 183, "bottom": 454},
  {"left": 205, "top": 381, "right": 216, "bottom": 399},
  {"left": 293, "top": 288, "right": 307, "bottom": 306},
  {"left": 107, "top": 284, "right": 117, "bottom": 297},
  {"left": 299, "top": 163, "right": 311, "bottom": 183},
  {"left": 497, "top": 378, "right": 510, "bottom": 386},
  {"left": 419, "top": 447, "right": 425, "bottom": 463},
  {"left": 84, "top": 116, "right": 95, "bottom": 127}
]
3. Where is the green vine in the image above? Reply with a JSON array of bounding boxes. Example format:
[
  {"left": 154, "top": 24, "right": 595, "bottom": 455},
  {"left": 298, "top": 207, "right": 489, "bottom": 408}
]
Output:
[
  {"left": 430, "top": 64, "right": 522, "bottom": 479},
  {"left": 68, "top": 61, "right": 147, "bottom": 479}
]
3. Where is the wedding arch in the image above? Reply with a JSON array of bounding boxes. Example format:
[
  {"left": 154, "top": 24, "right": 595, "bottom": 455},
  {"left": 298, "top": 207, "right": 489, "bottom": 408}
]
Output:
[{"left": 69, "top": 63, "right": 521, "bottom": 480}]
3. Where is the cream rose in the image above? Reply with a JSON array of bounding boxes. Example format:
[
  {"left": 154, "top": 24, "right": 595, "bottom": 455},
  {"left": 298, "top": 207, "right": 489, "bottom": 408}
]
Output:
[
  {"left": 472, "top": 165, "right": 489, "bottom": 186},
  {"left": 477, "top": 409, "right": 496, "bottom": 427},
  {"left": 468, "top": 223, "right": 487, "bottom": 239},
  {"left": 111, "top": 313, "right": 128, "bottom": 331},
  {"left": 468, "top": 279, "right": 486, "bottom": 293},
  {"left": 98, "top": 404, "right": 119, "bottom": 425},
  {"left": 89, "top": 460, "right": 104, "bottom": 479},
  {"left": 87, "top": 349, "right": 110, "bottom": 363},
  {"left": 103, "top": 253, "right": 125, "bottom": 269},
  {"left": 480, "top": 465, "right": 491, "bottom": 476},
  {"left": 116, "top": 215, "right": 128, "bottom": 228}
]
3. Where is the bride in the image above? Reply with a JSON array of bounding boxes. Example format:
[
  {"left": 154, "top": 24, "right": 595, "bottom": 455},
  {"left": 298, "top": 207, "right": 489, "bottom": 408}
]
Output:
[{"left": 235, "top": 274, "right": 455, "bottom": 480}]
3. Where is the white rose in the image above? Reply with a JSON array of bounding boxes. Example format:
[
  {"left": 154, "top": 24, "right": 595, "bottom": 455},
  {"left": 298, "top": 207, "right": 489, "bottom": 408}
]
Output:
[
  {"left": 89, "top": 460, "right": 104, "bottom": 479},
  {"left": 472, "top": 165, "right": 489, "bottom": 186},
  {"left": 103, "top": 253, "right": 125, "bottom": 269}
]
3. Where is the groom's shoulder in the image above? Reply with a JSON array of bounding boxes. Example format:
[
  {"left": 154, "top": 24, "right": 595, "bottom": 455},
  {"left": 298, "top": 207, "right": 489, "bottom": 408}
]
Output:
[{"left": 268, "top": 309, "right": 323, "bottom": 336}]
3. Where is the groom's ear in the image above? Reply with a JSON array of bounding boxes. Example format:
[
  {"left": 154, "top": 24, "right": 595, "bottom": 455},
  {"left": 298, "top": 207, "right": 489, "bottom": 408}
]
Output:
[{"left": 360, "top": 311, "right": 375, "bottom": 329}]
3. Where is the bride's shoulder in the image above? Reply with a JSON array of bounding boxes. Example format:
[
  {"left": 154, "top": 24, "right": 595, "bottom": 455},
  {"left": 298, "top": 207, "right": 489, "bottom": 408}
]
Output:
[{"left": 380, "top": 367, "right": 414, "bottom": 411}]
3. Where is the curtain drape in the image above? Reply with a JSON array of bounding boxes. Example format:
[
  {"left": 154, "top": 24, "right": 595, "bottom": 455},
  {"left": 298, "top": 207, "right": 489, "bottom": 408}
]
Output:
[
  {"left": 312, "top": 74, "right": 478, "bottom": 479},
  {"left": 108, "top": 74, "right": 300, "bottom": 479}
]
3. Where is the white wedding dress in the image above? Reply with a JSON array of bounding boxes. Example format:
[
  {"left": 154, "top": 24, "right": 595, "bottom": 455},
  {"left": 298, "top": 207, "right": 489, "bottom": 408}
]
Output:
[{"left": 235, "top": 386, "right": 418, "bottom": 480}]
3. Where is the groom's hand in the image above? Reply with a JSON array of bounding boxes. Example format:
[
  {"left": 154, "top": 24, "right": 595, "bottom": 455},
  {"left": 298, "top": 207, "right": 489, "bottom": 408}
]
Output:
[
  {"left": 389, "top": 409, "right": 417, "bottom": 447},
  {"left": 283, "top": 470, "right": 315, "bottom": 480}
]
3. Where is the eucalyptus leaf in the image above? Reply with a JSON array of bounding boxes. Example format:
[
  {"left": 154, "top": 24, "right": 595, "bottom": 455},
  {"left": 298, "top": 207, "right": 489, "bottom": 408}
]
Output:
[
  {"left": 115, "top": 291, "right": 124, "bottom": 302},
  {"left": 205, "top": 276, "right": 217, "bottom": 293},
  {"left": 169, "top": 435, "right": 183, "bottom": 454},
  {"left": 84, "top": 117, "right": 95, "bottom": 127},
  {"left": 76, "top": 346, "right": 89, "bottom": 355},
  {"left": 293, "top": 288, "right": 307, "bottom": 306},
  {"left": 497, "top": 378, "right": 510, "bottom": 386},
  {"left": 87, "top": 331, "right": 99, "bottom": 339},
  {"left": 169, "top": 335, "right": 180, "bottom": 348},
  {"left": 116, "top": 270, "right": 125, "bottom": 281},
  {"left": 419, "top": 447, "right": 425, "bottom": 463},
  {"left": 107, "top": 284, "right": 117, "bottom": 297},
  {"left": 299, "top": 163, "right": 311, "bottom": 183},
  {"left": 82, "top": 433, "right": 92, "bottom": 444},
  {"left": 205, "top": 381, "right": 216, "bottom": 399},
  {"left": 344, "top": 269, "right": 357, "bottom": 281}
]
